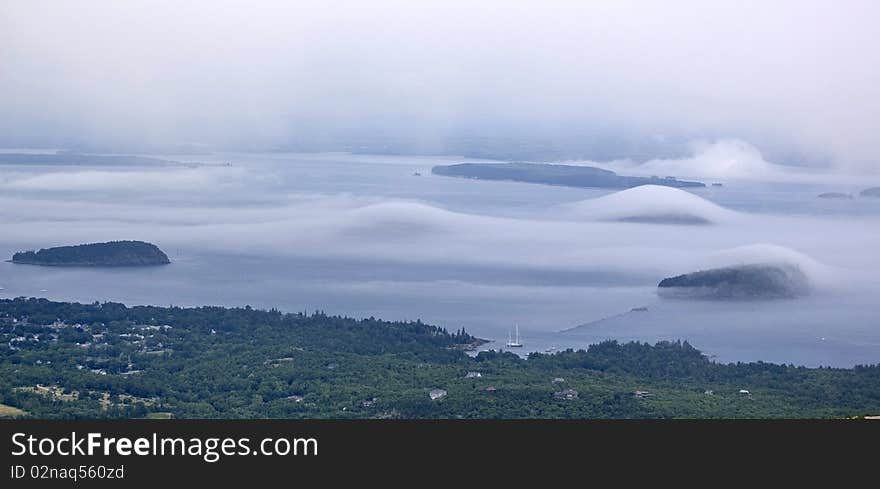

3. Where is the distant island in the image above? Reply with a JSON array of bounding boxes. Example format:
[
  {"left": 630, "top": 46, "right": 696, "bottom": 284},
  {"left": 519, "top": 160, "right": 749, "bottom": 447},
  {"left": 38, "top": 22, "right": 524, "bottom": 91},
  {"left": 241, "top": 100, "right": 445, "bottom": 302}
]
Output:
[
  {"left": 12, "top": 241, "right": 170, "bottom": 267},
  {"left": 861, "top": 187, "right": 880, "bottom": 198},
  {"left": 817, "top": 192, "right": 853, "bottom": 199},
  {"left": 658, "top": 264, "right": 810, "bottom": 300},
  {"left": 0, "top": 152, "right": 186, "bottom": 167},
  {"left": 431, "top": 162, "right": 705, "bottom": 189}
]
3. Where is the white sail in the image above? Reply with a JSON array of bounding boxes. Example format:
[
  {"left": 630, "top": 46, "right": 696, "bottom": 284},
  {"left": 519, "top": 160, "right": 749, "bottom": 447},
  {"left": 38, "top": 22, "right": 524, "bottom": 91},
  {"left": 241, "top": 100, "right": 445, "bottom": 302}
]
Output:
[{"left": 507, "top": 324, "right": 523, "bottom": 347}]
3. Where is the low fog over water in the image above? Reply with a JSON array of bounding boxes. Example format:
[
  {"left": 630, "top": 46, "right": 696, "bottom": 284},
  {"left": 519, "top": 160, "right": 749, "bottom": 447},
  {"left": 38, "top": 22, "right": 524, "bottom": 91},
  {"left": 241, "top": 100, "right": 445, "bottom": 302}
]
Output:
[{"left": 1, "top": 148, "right": 879, "bottom": 366}]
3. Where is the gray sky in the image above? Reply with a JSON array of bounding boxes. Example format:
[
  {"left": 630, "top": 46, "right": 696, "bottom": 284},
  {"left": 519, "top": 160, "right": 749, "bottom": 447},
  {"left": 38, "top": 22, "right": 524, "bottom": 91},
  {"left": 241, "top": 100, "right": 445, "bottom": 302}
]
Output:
[{"left": 2, "top": 0, "right": 878, "bottom": 171}]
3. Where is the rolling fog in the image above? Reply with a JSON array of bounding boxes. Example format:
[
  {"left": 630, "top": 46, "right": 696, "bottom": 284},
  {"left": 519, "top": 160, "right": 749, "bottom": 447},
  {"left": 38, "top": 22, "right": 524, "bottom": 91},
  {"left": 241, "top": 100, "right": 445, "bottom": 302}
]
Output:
[{"left": 1, "top": 147, "right": 879, "bottom": 366}]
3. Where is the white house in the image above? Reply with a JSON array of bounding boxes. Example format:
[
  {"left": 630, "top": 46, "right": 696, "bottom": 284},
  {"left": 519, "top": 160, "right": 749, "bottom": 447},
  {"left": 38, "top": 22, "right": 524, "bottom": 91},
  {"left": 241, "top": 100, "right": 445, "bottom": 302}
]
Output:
[{"left": 429, "top": 388, "right": 447, "bottom": 400}]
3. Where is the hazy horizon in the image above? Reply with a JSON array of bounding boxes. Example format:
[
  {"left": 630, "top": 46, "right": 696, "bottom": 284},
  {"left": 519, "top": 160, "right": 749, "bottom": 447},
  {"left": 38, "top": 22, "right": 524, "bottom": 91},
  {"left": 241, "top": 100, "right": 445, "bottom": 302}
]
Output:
[{"left": 2, "top": 1, "right": 880, "bottom": 172}]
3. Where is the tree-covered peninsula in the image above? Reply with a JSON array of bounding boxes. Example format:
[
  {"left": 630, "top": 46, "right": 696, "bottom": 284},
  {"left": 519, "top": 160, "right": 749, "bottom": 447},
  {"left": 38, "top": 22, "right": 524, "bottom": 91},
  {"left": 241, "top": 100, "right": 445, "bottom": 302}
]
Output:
[{"left": 2, "top": 298, "right": 879, "bottom": 419}]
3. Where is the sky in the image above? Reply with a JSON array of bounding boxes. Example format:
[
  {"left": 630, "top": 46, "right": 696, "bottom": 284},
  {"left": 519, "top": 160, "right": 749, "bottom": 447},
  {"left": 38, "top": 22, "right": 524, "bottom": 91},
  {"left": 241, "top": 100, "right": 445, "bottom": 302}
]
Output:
[{"left": 2, "top": 0, "right": 879, "bottom": 172}]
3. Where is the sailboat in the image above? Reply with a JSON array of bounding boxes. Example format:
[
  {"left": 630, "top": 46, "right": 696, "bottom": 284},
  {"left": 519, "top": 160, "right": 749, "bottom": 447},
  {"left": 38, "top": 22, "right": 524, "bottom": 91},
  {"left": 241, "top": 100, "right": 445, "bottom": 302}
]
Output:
[{"left": 506, "top": 324, "right": 523, "bottom": 348}]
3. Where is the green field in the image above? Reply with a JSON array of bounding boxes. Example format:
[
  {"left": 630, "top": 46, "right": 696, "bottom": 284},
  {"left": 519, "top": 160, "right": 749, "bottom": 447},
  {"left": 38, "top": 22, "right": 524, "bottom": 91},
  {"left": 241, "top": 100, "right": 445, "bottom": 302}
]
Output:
[
  {"left": 144, "top": 412, "right": 173, "bottom": 419},
  {"left": 0, "top": 403, "right": 27, "bottom": 417}
]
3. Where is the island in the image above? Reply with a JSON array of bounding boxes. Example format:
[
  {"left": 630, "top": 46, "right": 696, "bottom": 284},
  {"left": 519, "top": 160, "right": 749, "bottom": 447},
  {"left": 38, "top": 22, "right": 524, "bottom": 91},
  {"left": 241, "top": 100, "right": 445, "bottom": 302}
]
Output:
[
  {"left": 431, "top": 162, "right": 705, "bottom": 189},
  {"left": 0, "top": 151, "right": 197, "bottom": 167},
  {"left": 860, "top": 187, "right": 880, "bottom": 198},
  {"left": 658, "top": 264, "right": 810, "bottom": 300},
  {"left": 11, "top": 241, "right": 170, "bottom": 267},
  {"left": 817, "top": 192, "right": 853, "bottom": 199}
]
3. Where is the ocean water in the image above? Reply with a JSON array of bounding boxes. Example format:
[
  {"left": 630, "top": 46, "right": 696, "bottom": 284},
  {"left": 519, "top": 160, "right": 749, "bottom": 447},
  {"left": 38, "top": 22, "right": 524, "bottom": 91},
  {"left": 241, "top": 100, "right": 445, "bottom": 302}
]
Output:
[{"left": 1, "top": 152, "right": 879, "bottom": 367}]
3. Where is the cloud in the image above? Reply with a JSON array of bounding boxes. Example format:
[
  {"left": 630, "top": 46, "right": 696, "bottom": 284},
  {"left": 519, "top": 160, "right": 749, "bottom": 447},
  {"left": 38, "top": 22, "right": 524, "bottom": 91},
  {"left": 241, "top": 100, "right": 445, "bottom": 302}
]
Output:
[
  {"left": 609, "top": 140, "right": 791, "bottom": 181},
  {"left": 560, "top": 184, "right": 738, "bottom": 224},
  {"left": 1, "top": 1, "right": 879, "bottom": 172},
  {"left": 703, "top": 243, "right": 836, "bottom": 288},
  {"left": 583, "top": 140, "right": 865, "bottom": 183}
]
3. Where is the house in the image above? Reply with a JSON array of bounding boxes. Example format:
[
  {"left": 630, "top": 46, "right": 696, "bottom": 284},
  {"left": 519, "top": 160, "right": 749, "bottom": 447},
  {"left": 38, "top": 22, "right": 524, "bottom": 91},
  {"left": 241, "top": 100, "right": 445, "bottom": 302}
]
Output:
[
  {"left": 553, "top": 389, "right": 578, "bottom": 400},
  {"left": 465, "top": 371, "right": 482, "bottom": 378},
  {"left": 552, "top": 377, "right": 565, "bottom": 384},
  {"left": 633, "top": 390, "right": 655, "bottom": 399},
  {"left": 361, "top": 397, "right": 378, "bottom": 408},
  {"left": 484, "top": 386, "right": 497, "bottom": 392},
  {"left": 286, "top": 395, "right": 304, "bottom": 402},
  {"left": 429, "top": 389, "right": 447, "bottom": 401},
  {"left": 738, "top": 389, "right": 752, "bottom": 399},
  {"left": 264, "top": 357, "right": 294, "bottom": 367}
]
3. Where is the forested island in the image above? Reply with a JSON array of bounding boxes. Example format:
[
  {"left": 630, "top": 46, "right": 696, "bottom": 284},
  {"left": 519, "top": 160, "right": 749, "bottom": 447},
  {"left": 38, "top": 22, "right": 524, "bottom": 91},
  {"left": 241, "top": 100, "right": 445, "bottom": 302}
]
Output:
[
  {"left": 0, "top": 152, "right": 180, "bottom": 166},
  {"left": 12, "top": 241, "right": 170, "bottom": 267},
  {"left": 658, "top": 264, "right": 810, "bottom": 300},
  {"left": 817, "top": 192, "right": 853, "bottom": 199},
  {"left": 2, "top": 297, "right": 879, "bottom": 419},
  {"left": 432, "top": 162, "right": 705, "bottom": 189}
]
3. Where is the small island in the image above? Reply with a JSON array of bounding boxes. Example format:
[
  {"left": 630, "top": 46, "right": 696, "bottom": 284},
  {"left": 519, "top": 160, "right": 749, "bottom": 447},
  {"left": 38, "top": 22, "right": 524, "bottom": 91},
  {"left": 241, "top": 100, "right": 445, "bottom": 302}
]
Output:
[
  {"left": 817, "top": 192, "right": 853, "bottom": 199},
  {"left": 860, "top": 187, "right": 880, "bottom": 198},
  {"left": 0, "top": 152, "right": 179, "bottom": 166},
  {"left": 11, "top": 241, "right": 170, "bottom": 267},
  {"left": 658, "top": 264, "right": 810, "bottom": 300},
  {"left": 431, "top": 162, "right": 705, "bottom": 189}
]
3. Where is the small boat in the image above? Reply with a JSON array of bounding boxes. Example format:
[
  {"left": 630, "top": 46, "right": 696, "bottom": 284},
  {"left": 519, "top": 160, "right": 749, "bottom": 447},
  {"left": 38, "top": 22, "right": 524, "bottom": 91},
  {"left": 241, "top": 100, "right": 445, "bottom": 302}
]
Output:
[
  {"left": 506, "top": 324, "right": 523, "bottom": 348},
  {"left": 412, "top": 172, "right": 422, "bottom": 177}
]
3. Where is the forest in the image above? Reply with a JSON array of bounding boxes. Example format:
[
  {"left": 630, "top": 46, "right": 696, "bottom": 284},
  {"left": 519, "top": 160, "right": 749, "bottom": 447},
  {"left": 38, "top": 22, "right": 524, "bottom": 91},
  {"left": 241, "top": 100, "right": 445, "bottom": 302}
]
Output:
[{"left": 2, "top": 297, "right": 879, "bottom": 419}]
